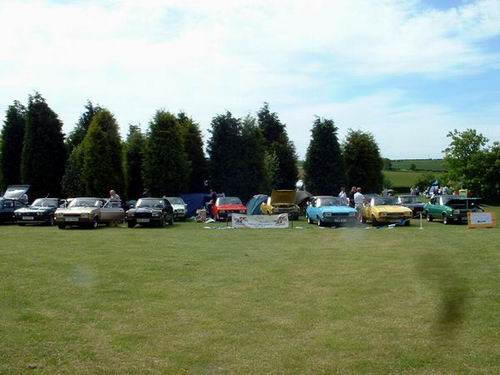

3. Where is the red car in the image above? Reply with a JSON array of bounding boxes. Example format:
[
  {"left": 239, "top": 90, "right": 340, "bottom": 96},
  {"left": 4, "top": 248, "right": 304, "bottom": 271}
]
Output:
[{"left": 211, "top": 196, "right": 246, "bottom": 220}]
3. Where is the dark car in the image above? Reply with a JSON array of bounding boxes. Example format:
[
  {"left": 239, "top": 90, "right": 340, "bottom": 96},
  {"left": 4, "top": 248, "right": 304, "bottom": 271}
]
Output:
[
  {"left": 126, "top": 198, "right": 174, "bottom": 228},
  {"left": 0, "top": 185, "right": 29, "bottom": 224},
  {"left": 396, "top": 195, "right": 425, "bottom": 217},
  {"left": 423, "top": 195, "right": 483, "bottom": 224},
  {"left": 14, "top": 198, "right": 63, "bottom": 225}
]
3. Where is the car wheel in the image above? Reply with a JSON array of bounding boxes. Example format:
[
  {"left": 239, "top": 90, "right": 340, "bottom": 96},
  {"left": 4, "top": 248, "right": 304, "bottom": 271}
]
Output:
[
  {"left": 372, "top": 216, "right": 378, "bottom": 226},
  {"left": 307, "top": 215, "right": 312, "bottom": 224},
  {"left": 48, "top": 215, "right": 55, "bottom": 226},
  {"left": 127, "top": 221, "right": 136, "bottom": 228},
  {"left": 91, "top": 217, "right": 98, "bottom": 229},
  {"left": 169, "top": 216, "right": 174, "bottom": 225},
  {"left": 317, "top": 217, "right": 323, "bottom": 227},
  {"left": 404, "top": 220, "right": 410, "bottom": 226},
  {"left": 57, "top": 224, "right": 65, "bottom": 229},
  {"left": 426, "top": 213, "right": 433, "bottom": 222},
  {"left": 443, "top": 215, "right": 449, "bottom": 225}
]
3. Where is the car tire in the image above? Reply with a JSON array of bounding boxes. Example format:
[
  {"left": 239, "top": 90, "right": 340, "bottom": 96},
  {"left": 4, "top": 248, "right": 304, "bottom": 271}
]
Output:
[
  {"left": 169, "top": 216, "right": 174, "bottom": 225},
  {"left": 58, "top": 224, "right": 65, "bottom": 230},
  {"left": 91, "top": 217, "right": 98, "bottom": 229},
  {"left": 48, "top": 215, "right": 55, "bottom": 226},
  {"left": 443, "top": 215, "right": 449, "bottom": 225},
  {"left": 317, "top": 217, "right": 323, "bottom": 227},
  {"left": 127, "top": 221, "right": 136, "bottom": 228},
  {"left": 372, "top": 216, "right": 378, "bottom": 226},
  {"left": 307, "top": 215, "right": 312, "bottom": 224},
  {"left": 426, "top": 213, "right": 433, "bottom": 222},
  {"left": 404, "top": 220, "right": 410, "bottom": 226},
  {"left": 159, "top": 217, "right": 166, "bottom": 227}
]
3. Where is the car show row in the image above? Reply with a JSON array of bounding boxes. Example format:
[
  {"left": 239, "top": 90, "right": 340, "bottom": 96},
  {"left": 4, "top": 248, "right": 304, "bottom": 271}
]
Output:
[{"left": 0, "top": 185, "right": 484, "bottom": 228}]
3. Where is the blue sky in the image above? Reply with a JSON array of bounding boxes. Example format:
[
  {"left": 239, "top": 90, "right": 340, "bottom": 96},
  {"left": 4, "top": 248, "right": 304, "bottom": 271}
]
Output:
[{"left": 0, "top": 0, "right": 499, "bottom": 159}]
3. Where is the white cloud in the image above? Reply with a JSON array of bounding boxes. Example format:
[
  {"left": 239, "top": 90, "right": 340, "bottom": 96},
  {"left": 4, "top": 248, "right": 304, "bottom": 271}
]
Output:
[{"left": 0, "top": 0, "right": 499, "bottom": 158}]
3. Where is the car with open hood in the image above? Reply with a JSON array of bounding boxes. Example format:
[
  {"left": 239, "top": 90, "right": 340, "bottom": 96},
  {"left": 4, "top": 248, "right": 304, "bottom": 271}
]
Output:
[
  {"left": 0, "top": 185, "right": 29, "bottom": 223},
  {"left": 165, "top": 197, "right": 188, "bottom": 221},
  {"left": 396, "top": 195, "right": 425, "bottom": 217},
  {"left": 54, "top": 197, "right": 124, "bottom": 229},
  {"left": 260, "top": 190, "right": 300, "bottom": 220},
  {"left": 423, "top": 195, "right": 482, "bottom": 224},
  {"left": 211, "top": 196, "right": 246, "bottom": 221},
  {"left": 362, "top": 195, "right": 412, "bottom": 226},
  {"left": 306, "top": 196, "right": 357, "bottom": 227},
  {"left": 126, "top": 197, "right": 174, "bottom": 228},
  {"left": 14, "top": 197, "right": 63, "bottom": 225}
]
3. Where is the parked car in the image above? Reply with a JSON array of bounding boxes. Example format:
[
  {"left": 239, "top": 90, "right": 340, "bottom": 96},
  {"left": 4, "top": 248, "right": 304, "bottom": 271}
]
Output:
[
  {"left": 362, "top": 195, "right": 412, "bottom": 226},
  {"left": 54, "top": 198, "right": 124, "bottom": 229},
  {"left": 260, "top": 190, "right": 300, "bottom": 220},
  {"left": 126, "top": 197, "right": 174, "bottom": 228},
  {"left": 396, "top": 195, "right": 425, "bottom": 217},
  {"left": 165, "top": 197, "right": 188, "bottom": 221},
  {"left": 0, "top": 185, "right": 29, "bottom": 223},
  {"left": 306, "top": 196, "right": 357, "bottom": 227},
  {"left": 211, "top": 196, "right": 246, "bottom": 221},
  {"left": 423, "top": 195, "right": 482, "bottom": 224},
  {"left": 14, "top": 198, "right": 62, "bottom": 225}
]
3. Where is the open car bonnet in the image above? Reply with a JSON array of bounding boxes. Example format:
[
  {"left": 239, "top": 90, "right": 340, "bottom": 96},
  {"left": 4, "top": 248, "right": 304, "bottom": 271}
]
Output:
[
  {"left": 270, "top": 190, "right": 296, "bottom": 204},
  {"left": 2, "top": 185, "right": 30, "bottom": 200},
  {"left": 446, "top": 198, "right": 481, "bottom": 209}
]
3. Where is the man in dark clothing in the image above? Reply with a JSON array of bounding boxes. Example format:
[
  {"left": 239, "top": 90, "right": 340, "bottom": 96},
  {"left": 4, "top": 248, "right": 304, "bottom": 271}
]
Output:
[{"left": 348, "top": 186, "right": 356, "bottom": 208}]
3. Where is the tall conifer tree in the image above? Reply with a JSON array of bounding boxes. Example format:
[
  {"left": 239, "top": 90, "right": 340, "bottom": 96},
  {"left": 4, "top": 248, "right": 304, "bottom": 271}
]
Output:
[
  {"left": 0, "top": 101, "right": 25, "bottom": 189},
  {"left": 21, "top": 93, "right": 66, "bottom": 198}
]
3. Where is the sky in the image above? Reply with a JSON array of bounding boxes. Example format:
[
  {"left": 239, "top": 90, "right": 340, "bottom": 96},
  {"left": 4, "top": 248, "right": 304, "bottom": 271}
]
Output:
[{"left": 0, "top": 0, "right": 499, "bottom": 159}]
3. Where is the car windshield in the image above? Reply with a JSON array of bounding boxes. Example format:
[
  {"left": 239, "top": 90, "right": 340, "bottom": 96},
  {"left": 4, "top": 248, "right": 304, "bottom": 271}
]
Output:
[
  {"left": 68, "top": 198, "right": 100, "bottom": 208},
  {"left": 373, "top": 197, "right": 398, "bottom": 205},
  {"left": 319, "top": 197, "right": 346, "bottom": 207},
  {"left": 167, "top": 197, "right": 184, "bottom": 205},
  {"left": 31, "top": 198, "right": 58, "bottom": 208},
  {"left": 399, "top": 196, "right": 422, "bottom": 204},
  {"left": 218, "top": 197, "right": 242, "bottom": 205},
  {"left": 136, "top": 199, "right": 165, "bottom": 209},
  {"left": 3, "top": 187, "right": 27, "bottom": 199}
]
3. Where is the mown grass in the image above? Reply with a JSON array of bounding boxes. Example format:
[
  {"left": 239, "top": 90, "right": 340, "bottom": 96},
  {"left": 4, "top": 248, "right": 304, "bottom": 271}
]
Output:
[{"left": 1, "top": 207, "right": 499, "bottom": 374}]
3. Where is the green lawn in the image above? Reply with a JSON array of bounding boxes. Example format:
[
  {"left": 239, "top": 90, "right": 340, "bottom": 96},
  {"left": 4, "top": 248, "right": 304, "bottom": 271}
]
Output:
[{"left": 1, "top": 209, "right": 499, "bottom": 374}]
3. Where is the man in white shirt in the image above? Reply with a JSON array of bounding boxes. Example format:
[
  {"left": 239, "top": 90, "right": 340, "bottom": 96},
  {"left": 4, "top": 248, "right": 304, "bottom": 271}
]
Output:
[
  {"left": 353, "top": 187, "right": 365, "bottom": 222},
  {"left": 338, "top": 186, "right": 347, "bottom": 203}
]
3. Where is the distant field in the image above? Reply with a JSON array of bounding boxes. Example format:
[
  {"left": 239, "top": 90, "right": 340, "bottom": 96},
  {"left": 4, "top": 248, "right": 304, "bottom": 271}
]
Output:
[
  {"left": 391, "top": 159, "right": 445, "bottom": 172},
  {"left": 384, "top": 170, "right": 444, "bottom": 190}
]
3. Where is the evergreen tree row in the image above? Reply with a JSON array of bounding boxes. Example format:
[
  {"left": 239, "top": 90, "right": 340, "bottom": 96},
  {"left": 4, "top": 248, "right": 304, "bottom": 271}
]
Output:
[{"left": 1, "top": 94, "right": 385, "bottom": 201}]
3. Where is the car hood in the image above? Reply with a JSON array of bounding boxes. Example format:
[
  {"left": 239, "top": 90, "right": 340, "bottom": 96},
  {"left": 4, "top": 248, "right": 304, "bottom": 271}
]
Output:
[
  {"left": 217, "top": 204, "right": 246, "bottom": 210},
  {"left": 2, "top": 185, "right": 30, "bottom": 200},
  {"left": 270, "top": 190, "right": 296, "bottom": 204},
  {"left": 56, "top": 207, "right": 97, "bottom": 214},
  {"left": 318, "top": 206, "right": 357, "bottom": 214},
  {"left": 129, "top": 207, "right": 163, "bottom": 213},
  {"left": 372, "top": 205, "right": 412, "bottom": 213},
  {"left": 15, "top": 206, "right": 53, "bottom": 213},
  {"left": 401, "top": 202, "right": 424, "bottom": 208}
]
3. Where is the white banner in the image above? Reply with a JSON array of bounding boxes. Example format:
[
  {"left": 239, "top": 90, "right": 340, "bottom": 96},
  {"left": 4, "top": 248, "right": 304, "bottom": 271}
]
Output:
[{"left": 231, "top": 214, "right": 289, "bottom": 229}]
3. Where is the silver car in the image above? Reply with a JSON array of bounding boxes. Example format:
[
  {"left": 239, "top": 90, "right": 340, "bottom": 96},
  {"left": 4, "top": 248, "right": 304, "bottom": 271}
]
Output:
[{"left": 54, "top": 197, "right": 124, "bottom": 229}]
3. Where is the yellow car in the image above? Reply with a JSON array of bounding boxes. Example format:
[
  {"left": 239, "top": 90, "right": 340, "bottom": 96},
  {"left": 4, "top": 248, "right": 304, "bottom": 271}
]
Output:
[
  {"left": 362, "top": 195, "right": 412, "bottom": 226},
  {"left": 260, "top": 190, "right": 300, "bottom": 220}
]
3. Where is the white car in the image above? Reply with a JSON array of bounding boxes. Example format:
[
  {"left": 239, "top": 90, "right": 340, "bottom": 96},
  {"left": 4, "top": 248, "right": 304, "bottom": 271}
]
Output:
[{"left": 165, "top": 197, "right": 188, "bottom": 221}]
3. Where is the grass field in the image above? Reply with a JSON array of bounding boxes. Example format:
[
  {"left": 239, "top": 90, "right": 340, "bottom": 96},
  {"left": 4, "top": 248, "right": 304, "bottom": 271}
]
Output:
[
  {"left": 383, "top": 170, "right": 444, "bottom": 190},
  {"left": 1, "top": 208, "right": 499, "bottom": 374},
  {"left": 391, "top": 159, "right": 445, "bottom": 172}
]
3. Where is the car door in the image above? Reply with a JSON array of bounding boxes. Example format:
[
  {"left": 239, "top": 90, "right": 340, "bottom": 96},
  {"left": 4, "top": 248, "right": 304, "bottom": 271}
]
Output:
[
  {"left": 308, "top": 198, "right": 317, "bottom": 219},
  {"left": 101, "top": 200, "right": 123, "bottom": 222}
]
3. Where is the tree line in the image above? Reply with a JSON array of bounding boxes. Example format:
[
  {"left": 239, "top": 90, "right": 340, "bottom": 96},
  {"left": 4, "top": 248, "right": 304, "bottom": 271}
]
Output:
[{"left": 2, "top": 92, "right": 494, "bottom": 201}]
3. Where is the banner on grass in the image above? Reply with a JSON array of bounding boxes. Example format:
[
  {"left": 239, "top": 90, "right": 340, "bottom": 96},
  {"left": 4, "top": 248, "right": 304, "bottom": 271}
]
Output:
[{"left": 231, "top": 213, "right": 289, "bottom": 229}]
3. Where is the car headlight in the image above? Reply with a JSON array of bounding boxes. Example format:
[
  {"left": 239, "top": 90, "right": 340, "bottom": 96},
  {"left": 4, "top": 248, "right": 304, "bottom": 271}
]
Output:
[
  {"left": 152, "top": 212, "right": 160, "bottom": 217},
  {"left": 349, "top": 212, "right": 356, "bottom": 217},
  {"left": 128, "top": 212, "right": 135, "bottom": 217},
  {"left": 37, "top": 212, "right": 43, "bottom": 216},
  {"left": 80, "top": 213, "right": 90, "bottom": 218},
  {"left": 453, "top": 209, "right": 460, "bottom": 215},
  {"left": 379, "top": 212, "right": 386, "bottom": 217},
  {"left": 239, "top": 210, "right": 245, "bottom": 213}
]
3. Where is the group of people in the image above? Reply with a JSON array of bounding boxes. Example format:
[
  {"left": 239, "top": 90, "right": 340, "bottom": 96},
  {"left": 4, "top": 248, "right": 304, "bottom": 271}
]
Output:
[{"left": 339, "top": 186, "right": 365, "bottom": 221}]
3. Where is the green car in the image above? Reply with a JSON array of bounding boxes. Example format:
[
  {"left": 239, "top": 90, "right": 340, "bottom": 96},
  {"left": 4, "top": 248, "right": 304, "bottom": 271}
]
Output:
[{"left": 423, "top": 195, "right": 482, "bottom": 224}]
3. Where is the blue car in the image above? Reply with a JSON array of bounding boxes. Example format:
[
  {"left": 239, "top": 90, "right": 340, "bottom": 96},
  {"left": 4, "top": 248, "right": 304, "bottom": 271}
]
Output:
[{"left": 306, "top": 196, "right": 357, "bottom": 227}]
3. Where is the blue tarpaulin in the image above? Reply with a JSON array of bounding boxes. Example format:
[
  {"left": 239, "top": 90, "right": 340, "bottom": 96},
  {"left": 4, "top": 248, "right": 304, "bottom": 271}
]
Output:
[
  {"left": 180, "top": 193, "right": 211, "bottom": 217},
  {"left": 246, "top": 194, "right": 269, "bottom": 215}
]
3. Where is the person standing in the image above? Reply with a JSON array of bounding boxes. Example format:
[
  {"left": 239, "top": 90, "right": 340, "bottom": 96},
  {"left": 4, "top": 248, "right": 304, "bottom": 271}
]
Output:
[
  {"left": 338, "top": 187, "right": 347, "bottom": 204},
  {"left": 109, "top": 190, "right": 120, "bottom": 201},
  {"left": 353, "top": 187, "right": 365, "bottom": 222},
  {"left": 348, "top": 186, "right": 356, "bottom": 208}
]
